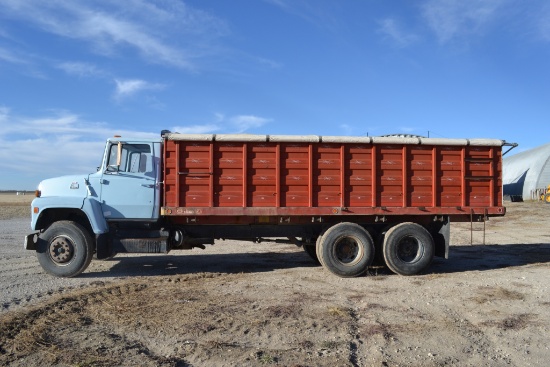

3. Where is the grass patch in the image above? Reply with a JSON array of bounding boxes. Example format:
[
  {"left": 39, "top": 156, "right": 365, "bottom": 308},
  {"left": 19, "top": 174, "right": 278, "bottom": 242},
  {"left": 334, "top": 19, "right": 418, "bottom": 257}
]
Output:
[
  {"left": 480, "top": 313, "right": 536, "bottom": 331},
  {"left": 320, "top": 340, "right": 339, "bottom": 349},
  {"left": 472, "top": 286, "right": 525, "bottom": 304},
  {"left": 327, "top": 306, "right": 350, "bottom": 318}
]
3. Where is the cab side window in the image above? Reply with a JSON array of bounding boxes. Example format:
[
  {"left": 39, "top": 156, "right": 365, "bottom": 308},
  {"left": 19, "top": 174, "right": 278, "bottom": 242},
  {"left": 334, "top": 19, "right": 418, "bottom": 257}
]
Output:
[{"left": 107, "top": 144, "right": 152, "bottom": 174}]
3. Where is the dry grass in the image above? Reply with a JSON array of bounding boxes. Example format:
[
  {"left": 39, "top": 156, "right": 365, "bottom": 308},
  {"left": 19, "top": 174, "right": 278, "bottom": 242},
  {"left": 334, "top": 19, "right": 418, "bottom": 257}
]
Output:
[
  {"left": 265, "top": 305, "right": 301, "bottom": 319},
  {"left": 0, "top": 193, "right": 34, "bottom": 204},
  {"left": 327, "top": 306, "right": 350, "bottom": 318},
  {"left": 0, "top": 193, "right": 33, "bottom": 220},
  {"left": 480, "top": 313, "right": 536, "bottom": 331},
  {"left": 0, "top": 273, "right": 353, "bottom": 366},
  {"left": 471, "top": 286, "right": 525, "bottom": 304},
  {"left": 361, "top": 323, "right": 398, "bottom": 340}
]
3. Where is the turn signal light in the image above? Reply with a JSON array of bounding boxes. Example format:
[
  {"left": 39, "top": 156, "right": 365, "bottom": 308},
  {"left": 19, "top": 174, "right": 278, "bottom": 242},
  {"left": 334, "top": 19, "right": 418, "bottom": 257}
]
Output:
[{"left": 33, "top": 207, "right": 39, "bottom": 214}]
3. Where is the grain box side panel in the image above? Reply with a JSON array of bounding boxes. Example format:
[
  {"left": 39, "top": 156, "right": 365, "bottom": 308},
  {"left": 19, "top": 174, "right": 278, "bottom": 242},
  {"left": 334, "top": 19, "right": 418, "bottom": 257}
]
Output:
[
  {"left": 377, "top": 145, "right": 404, "bottom": 207},
  {"left": 407, "top": 146, "right": 434, "bottom": 207},
  {"left": 438, "top": 146, "right": 463, "bottom": 207},
  {"left": 164, "top": 137, "right": 505, "bottom": 213},
  {"left": 464, "top": 146, "right": 501, "bottom": 207},
  {"left": 345, "top": 143, "right": 373, "bottom": 207},
  {"left": 280, "top": 143, "right": 310, "bottom": 207},
  {"left": 174, "top": 141, "right": 212, "bottom": 207},
  {"left": 247, "top": 143, "right": 277, "bottom": 207},
  {"left": 313, "top": 143, "right": 342, "bottom": 207},
  {"left": 214, "top": 142, "right": 245, "bottom": 207}
]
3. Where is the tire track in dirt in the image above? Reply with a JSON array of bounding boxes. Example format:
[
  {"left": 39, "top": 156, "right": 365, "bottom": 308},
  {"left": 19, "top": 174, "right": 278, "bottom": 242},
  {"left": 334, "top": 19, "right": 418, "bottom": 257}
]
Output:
[
  {"left": 2, "top": 202, "right": 550, "bottom": 366},
  {"left": 346, "top": 307, "right": 360, "bottom": 367},
  {"left": 441, "top": 306, "right": 516, "bottom": 366}
]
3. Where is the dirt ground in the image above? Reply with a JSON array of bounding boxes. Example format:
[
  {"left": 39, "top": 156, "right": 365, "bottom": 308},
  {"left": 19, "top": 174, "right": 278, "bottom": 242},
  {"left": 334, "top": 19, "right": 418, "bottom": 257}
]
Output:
[{"left": 1, "top": 194, "right": 550, "bottom": 366}]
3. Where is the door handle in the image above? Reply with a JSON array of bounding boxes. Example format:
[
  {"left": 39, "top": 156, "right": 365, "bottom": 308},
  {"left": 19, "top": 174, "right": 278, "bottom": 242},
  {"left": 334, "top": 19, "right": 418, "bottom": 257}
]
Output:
[{"left": 141, "top": 184, "right": 155, "bottom": 188}]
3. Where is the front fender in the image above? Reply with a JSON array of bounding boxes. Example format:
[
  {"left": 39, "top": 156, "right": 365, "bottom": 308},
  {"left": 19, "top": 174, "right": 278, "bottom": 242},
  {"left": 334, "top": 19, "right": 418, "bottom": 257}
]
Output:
[
  {"left": 31, "top": 197, "right": 108, "bottom": 235},
  {"left": 31, "top": 196, "right": 85, "bottom": 230},
  {"left": 82, "top": 198, "right": 109, "bottom": 234}
]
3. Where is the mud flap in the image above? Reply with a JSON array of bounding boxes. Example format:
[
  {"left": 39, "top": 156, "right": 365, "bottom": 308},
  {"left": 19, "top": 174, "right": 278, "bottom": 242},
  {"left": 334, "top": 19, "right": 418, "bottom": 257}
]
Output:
[
  {"left": 428, "top": 216, "right": 450, "bottom": 259},
  {"left": 24, "top": 232, "right": 39, "bottom": 250},
  {"left": 95, "top": 233, "right": 112, "bottom": 259}
]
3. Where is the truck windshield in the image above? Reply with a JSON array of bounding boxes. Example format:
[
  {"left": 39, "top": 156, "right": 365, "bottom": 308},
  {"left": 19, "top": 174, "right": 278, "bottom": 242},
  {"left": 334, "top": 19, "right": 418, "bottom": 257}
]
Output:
[{"left": 107, "top": 143, "right": 152, "bottom": 174}]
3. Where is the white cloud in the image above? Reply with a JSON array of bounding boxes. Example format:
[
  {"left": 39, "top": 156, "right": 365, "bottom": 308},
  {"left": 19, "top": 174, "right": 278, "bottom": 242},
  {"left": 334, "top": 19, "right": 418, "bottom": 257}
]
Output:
[
  {"left": 263, "top": 0, "right": 342, "bottom": 31},
  {"left": 0, "top": 109, "right": 156, "bottom": 139},
  {"left": 172, "top": 113, "right": 273, "bottom": 135},
  {"left": 338, "top": 124, "right": 354, "bottom": 135},
  {"left": 399, "top": 126, "right": 416, "bottom": 134},
  {"left": 57, "top": 62, "right": 105, "bottom": 78},
  {"left": 537, "top": 4, "right": 550, "bottom": 42},
  {"left": 0, "top": 0, "right": 228, "bottom": 69},
  {"left": 0, "top": 46, "right": 27, "bottom": 64},
  {"left": 229, "top": 115, "right": 272, "bottom": 132},
  {"left": 257, "top": 57, "right": 283, "bottom": 69},
  {"left": 171, "top": 124, "right": 221, "bottom": 134},
  {"left": 421, "top": 0, "right": 506, "bottom": 43},
  {"left": 378, "top": 18, "right": 419, "bottom": 47},
  {"left": 0, "top": 108, "right": 159, "bottom": 188},
  {"left": 113, "top": 79, "right": 166, "bottom": 100},
  {"left": 0, "top": 107, "right": 273, "bottom": 189},
  {"left": 0, "top": 106, "right": 9, "bottom": 122}
]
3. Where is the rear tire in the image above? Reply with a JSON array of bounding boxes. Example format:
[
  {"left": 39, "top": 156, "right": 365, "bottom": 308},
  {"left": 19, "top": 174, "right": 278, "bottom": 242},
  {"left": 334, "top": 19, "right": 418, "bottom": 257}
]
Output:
[
  {"left": 383, "top": 222, "right": 434, "bottom": 276},
  {"left": 36, "top": 221, "right": 94, "bottom": 277},
  {"left": 318, "top": 222, "right": 374, "bottom": 277}
]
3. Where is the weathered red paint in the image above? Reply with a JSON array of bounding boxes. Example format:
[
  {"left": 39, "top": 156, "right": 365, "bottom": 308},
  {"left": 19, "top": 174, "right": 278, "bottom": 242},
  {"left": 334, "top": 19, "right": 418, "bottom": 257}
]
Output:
[{"left": 162, "top": 138, "right": 504, "bottom": 220}]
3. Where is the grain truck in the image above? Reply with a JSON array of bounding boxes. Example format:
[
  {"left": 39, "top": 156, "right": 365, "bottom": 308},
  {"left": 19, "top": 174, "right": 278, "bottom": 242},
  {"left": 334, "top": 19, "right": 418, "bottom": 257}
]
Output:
[{"left": 24, "top": 132, "right": 515, "bottom": 278}]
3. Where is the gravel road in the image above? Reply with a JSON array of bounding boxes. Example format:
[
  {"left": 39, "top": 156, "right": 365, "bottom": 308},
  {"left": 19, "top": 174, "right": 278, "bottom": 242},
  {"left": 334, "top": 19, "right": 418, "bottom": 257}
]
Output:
[
  {"left": 0, "top": 215, "right": 326, "bottom": 313},
  {"left": 0, "top": 217, "right": 101, "bottom": 312},
  {"left": 2, "top": 202, "right": 550, "bottom": 366}
]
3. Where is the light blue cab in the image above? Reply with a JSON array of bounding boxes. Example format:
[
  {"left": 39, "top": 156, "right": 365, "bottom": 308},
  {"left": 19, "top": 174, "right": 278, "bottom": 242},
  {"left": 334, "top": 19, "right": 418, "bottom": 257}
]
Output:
[{"left": 26, "top": 136, "right": 163, "bottom": 277}]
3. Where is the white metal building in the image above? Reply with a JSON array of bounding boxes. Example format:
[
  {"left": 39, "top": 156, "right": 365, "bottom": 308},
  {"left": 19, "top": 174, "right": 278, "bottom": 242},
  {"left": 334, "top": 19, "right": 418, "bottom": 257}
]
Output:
[{"left": 503, "top": 142, "right": 550, "bottom": 201}]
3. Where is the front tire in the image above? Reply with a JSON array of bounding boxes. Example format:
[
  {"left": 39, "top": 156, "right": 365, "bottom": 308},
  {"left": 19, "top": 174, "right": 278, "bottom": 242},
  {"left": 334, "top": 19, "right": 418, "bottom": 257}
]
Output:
[
  {"left": 318, "top": 222, "right": 374, "bottom": 277},
  {"left": 383, "top": 222, "right": 434, "bottom": 276},
  {"left": 36, "top": 221, "right": 94, "bottom": 277}
]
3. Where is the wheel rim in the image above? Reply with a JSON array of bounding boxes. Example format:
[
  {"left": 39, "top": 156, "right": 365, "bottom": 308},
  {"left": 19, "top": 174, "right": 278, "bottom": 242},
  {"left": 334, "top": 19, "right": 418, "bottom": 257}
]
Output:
[
  {"left": 396, "top": 235, "right": 422, "bottom": 263},
  {"left": 333, "top": 236, "right": 363, "bottom": 265},
  {"left": 48, "top": 235, "right": 75, "bottom": 265}
]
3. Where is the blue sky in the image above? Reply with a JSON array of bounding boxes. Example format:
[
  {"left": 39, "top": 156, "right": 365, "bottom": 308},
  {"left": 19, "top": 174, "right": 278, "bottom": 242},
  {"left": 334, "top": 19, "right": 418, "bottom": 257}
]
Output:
[{"left": 1, "top": 0, "right": 549, "bottom": 189}]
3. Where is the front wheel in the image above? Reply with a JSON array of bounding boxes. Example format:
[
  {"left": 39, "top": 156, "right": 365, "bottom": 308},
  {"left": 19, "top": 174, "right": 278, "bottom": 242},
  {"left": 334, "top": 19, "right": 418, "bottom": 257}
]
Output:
[
  {"left": 36, "top": 221, "right": 94, "bottom": 277},
  {"left": 318, "top": 222, "right": 374, "bottom": 277},
  {"left": 383, "top": 222, "right": 434, "bottom": 276}
]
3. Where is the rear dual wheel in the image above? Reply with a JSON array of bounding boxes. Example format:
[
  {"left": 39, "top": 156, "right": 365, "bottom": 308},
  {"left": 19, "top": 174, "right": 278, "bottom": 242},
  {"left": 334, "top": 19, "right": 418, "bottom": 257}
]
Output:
[
  {"left": 317, "top": 223, "right": 374, "bottom": 277},
  {"left": 382, "top": 222, "right": 434, "bottom": 276}
]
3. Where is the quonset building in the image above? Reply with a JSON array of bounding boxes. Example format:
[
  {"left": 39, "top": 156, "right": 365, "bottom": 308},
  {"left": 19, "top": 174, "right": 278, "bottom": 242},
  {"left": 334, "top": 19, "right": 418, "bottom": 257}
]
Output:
[{"left": 503, "top": 143, "right": 550, "bottom": 201}]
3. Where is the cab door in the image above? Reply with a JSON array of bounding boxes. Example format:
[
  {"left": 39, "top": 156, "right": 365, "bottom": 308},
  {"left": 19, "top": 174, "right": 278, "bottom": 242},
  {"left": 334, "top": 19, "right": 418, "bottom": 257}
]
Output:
[{"left": 100, "top": 142, "right": 158, "bottom": 220}]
